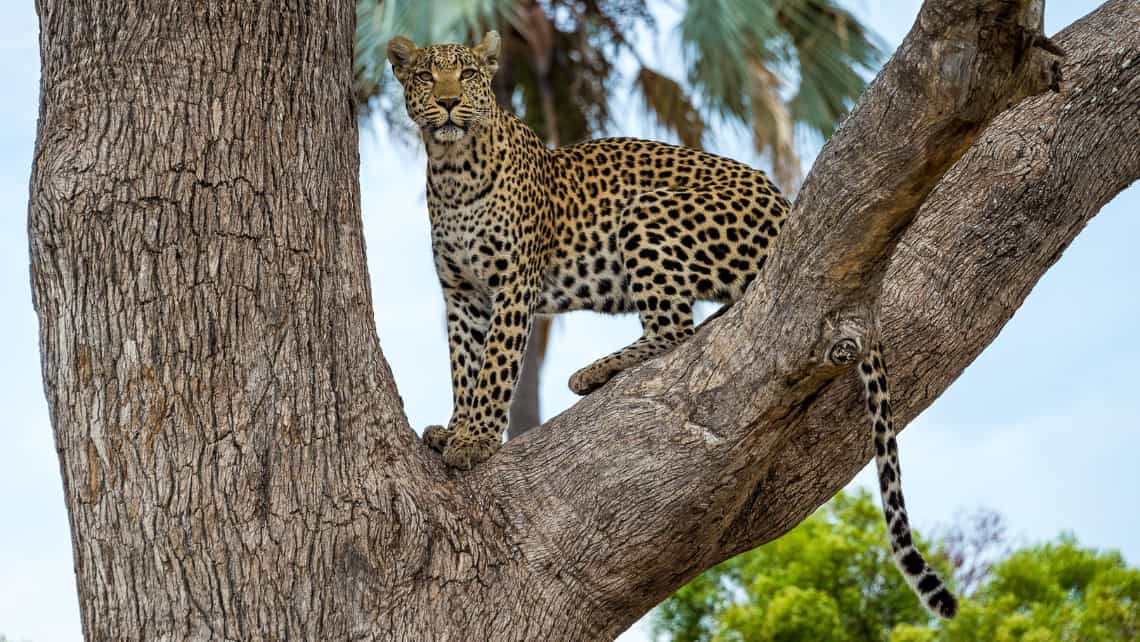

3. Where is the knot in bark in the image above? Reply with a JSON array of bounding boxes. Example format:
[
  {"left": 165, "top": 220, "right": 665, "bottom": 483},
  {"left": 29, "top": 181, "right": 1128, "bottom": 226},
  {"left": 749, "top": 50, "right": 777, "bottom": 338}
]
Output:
[
  {"left": 820, "top": 311, "right": 872, "bottom": 368},
  {"left": 828, "top": 338, "right": 861, "bottom": 366}
]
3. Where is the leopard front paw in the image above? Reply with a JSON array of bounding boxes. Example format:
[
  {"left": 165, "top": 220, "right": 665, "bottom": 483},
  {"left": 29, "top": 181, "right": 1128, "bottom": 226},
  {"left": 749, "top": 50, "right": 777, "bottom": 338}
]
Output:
[
  {"left": 442, "top": 430, "right": 501, "bottom": 470},
  {"left": 423, "top": 425, "right": 454, "bottom": 453},
  {"left": 569, "top": 364, "right": 612, "bottom": 395}
]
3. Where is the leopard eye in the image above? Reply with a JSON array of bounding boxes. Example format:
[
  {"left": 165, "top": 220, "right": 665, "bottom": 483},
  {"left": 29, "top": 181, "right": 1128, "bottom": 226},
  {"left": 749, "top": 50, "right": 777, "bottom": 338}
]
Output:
[
  {"left": 416, "top": 71, "right": 434, "bottom": 82},
  {"left": 460, "top": 68, "right": 477, "bottom": 80}
]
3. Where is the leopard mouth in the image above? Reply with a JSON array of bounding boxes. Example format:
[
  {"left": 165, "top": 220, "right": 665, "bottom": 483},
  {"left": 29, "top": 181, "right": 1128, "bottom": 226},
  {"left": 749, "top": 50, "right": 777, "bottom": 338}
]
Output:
[{"left": 431, "top": 122, "right": 468, "bottom": 142}]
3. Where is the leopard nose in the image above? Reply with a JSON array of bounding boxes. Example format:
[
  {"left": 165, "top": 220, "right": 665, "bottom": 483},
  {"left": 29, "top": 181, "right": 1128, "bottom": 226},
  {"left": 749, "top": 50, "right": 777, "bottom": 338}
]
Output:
[{"left": 436, "top": 97, "right": 460, "bottom": 111}]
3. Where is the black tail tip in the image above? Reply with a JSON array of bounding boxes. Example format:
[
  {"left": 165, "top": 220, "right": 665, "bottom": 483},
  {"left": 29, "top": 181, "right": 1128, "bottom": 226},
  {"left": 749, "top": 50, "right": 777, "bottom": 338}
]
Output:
[{"left": 928, "top": 588, "right": 958, "bottom": 619}]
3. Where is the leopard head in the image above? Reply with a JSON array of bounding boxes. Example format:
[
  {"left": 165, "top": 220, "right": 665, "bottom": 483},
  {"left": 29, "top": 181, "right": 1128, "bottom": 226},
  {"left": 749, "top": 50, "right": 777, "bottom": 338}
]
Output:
[{"left": 387, "top": 32, "right": 501, "bottom": 144}]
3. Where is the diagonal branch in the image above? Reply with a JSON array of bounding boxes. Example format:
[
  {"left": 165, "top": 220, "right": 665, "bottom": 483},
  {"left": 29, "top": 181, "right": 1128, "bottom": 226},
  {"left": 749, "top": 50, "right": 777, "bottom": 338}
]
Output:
[
  {"left": 453, "top": 0, "right": 1138, "bottom": 634},
  {"left": 720, "top": 0, "right": 1139, "bottom": 561}
]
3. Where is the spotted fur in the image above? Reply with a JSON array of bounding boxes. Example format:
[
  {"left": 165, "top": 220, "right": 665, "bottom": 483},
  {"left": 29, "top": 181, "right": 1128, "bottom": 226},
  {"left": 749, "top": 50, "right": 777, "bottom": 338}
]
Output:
[
  {"left": 389, "top": 32, "right": 957, "bottom": 618},
  {"left": 860, "top": 345, "right": 957, "bottom": 618}
]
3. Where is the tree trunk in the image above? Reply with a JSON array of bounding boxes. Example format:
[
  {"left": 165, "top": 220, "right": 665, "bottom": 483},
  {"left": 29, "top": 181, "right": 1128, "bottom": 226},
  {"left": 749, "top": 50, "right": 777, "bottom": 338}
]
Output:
[{"left": 28, "top": 1, "right": 1137, "bottom": 641}]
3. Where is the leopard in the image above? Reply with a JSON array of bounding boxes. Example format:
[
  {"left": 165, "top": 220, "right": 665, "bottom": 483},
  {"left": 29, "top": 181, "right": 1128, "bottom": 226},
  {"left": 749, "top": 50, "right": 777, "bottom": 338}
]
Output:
[{"left": 386, "top": 31, "right": 958, "bottom": 619}]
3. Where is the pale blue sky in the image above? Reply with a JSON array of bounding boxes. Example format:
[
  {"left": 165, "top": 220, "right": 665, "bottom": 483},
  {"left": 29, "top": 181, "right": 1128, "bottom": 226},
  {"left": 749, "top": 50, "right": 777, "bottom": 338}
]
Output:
[{"left": 2, "top": 2, "right": 1136, "bottom": 641}]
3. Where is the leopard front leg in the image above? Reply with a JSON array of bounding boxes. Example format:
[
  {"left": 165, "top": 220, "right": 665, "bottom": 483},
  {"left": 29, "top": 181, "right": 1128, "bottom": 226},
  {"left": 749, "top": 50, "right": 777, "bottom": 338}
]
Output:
[
  {"left": 424, "top": 283, "right": 491, "bottom": 454},
  {"left": 442, "top": 278, "right": 538, "bottom": 469}
]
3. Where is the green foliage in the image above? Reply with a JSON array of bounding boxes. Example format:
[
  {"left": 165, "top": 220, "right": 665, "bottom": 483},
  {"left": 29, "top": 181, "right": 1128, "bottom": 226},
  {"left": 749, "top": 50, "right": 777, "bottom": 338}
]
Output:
[
  {"left": 677, "top": 0, "right": 884, "bottom": 182},
  {"left": 677, "top": 0, "right": 781, "bottom": 120},
  {"left": 764, "top": 586, "right": 842, "bottom": 641},
  {"left": 888, "top": 624, "right": 937, "bottom": 642},
  {"left": 653, "top": 492, "right": 1140, "bottom": 642},
  {"left": 653, "top": 489, "right": 940, "bottom": 642},
  {"left": 776, "top": 0, "right": 882, "bottom": 138},
  {"left": 939, "top": 535, "right": 1140, "bottom": 642}
]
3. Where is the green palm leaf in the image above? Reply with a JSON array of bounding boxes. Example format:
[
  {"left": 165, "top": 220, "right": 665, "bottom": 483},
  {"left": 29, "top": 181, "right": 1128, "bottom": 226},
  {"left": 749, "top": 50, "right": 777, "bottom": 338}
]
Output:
[
  {"left": 678, "top": 0, "right": 783, "bottom": 121},
  {"left": 678, "top": 0, "right": 885, "bottom": 167},
  {"left": 776, "top": 0, "right": 887, "bottom": 137}
]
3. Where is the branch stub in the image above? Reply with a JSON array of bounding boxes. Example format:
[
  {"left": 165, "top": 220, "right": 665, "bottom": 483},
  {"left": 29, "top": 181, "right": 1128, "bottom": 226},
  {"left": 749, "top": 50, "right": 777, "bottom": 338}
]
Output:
[{"left": 828, "top": 338, "right": 861, "bottom": 366}]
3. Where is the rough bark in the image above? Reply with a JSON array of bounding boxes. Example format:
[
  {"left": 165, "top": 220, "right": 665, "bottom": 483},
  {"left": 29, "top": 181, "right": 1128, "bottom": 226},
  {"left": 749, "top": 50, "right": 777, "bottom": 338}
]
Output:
[
  {"left": 30, "top": 1, "right": 419, "bottom": 638},
  {"left": 27, "top": 1, "right": 1136, "bottom": 642}
]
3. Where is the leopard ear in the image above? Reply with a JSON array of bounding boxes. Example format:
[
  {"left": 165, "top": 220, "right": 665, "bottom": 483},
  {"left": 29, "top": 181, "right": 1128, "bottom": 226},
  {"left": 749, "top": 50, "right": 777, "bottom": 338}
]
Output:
[
  {"left": 387, "top": 36, "right": 421, "bottom": 80},
  {"left": 473, "top": 31, "right": 501, "bottom": 75}
]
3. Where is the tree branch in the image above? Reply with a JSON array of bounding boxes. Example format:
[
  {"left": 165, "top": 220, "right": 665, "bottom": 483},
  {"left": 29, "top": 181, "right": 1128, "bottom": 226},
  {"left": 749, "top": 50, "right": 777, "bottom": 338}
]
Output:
[
  {"left": 783, "top": 0, "right": 1064, "bottom": 296},
  {"left": 469, "top": 0, "right": 1135, "bottom": 635},
  {"left": 721, "top": 0, "right": 1139, "bottom": 561}
]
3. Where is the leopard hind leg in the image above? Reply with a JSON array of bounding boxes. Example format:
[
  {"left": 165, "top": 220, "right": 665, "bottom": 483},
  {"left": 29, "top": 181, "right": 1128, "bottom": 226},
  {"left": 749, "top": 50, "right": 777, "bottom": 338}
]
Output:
[
  {"left": 569, "top": 192, "right": 697, "bottom": 394},
  {"left": 568, "top": 327, "right": 691, "bottom": 395}
]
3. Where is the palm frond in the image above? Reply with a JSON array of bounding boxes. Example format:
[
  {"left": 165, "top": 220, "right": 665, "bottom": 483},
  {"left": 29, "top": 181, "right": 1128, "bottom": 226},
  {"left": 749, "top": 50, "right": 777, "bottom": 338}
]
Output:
[
  {"left": 745, "top": 58, "right": 798, "bottom": 189},
  {"left": 636, "top": 66, "right": 706, "bottom": 149},
  {"left": 775, "top": 0, "right": 887, "bottom": 138},
  {"left": 675, "top": 0, "right": 885, "bottom": 182},
  {"left": 678, "top": 0, "right": 783, "bottom": 121}
]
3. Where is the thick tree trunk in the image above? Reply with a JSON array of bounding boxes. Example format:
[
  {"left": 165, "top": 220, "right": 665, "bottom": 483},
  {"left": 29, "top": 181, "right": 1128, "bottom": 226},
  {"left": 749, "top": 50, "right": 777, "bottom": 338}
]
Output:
[
  {"left": 29, "top": 1, "right": 422, "bottom": 638},
  {"left": 28, "top": 1, "right": 1136, "bottom": 641}
]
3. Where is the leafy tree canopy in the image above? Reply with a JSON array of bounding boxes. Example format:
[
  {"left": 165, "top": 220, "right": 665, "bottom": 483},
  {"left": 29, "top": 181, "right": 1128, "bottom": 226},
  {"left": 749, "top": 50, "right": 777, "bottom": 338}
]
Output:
[
  {"left": 940, "top": 535, "right": 1140, "bottom": 642},
  {"left": 653, "top": 490, "right": 1140, "bottom": 642}
]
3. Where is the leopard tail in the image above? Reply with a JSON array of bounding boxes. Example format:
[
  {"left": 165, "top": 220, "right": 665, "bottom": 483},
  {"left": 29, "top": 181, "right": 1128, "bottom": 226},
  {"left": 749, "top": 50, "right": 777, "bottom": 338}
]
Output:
[{"left": 858, "top": 344, "right": 958, "bottom": 619}]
